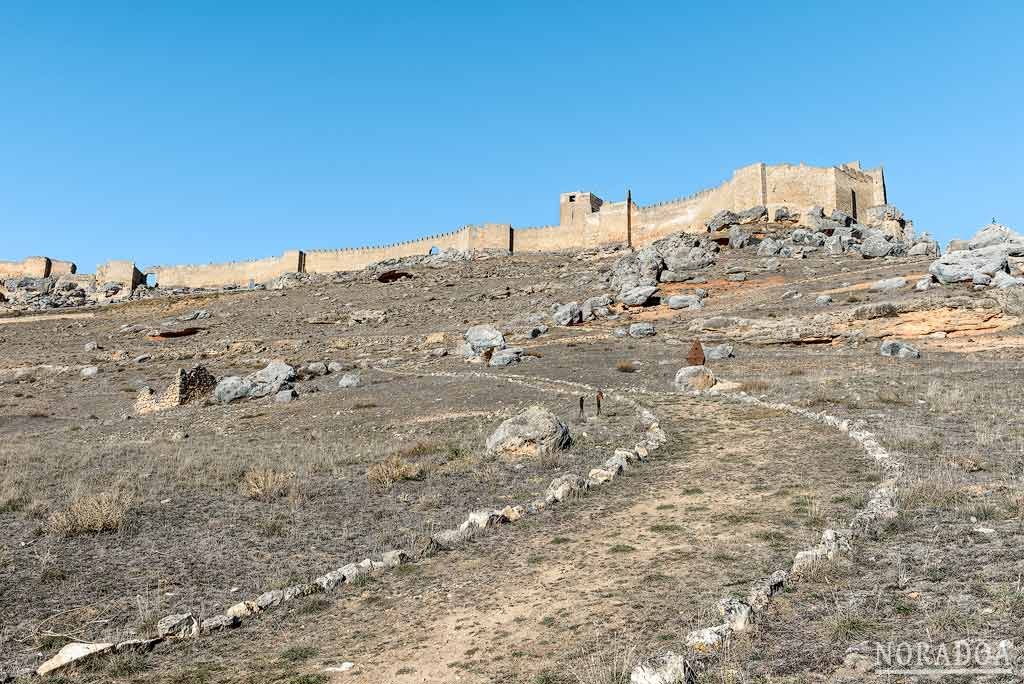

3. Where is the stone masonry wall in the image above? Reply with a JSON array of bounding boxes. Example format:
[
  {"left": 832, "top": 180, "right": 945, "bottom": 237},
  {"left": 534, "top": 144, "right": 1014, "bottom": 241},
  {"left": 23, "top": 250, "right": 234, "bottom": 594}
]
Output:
[
  {"left": 0, "top": 256, "right": 72, "bottom": 280},
  {"left": 4, "top": 161, "right": 885, "bottom": 290}
]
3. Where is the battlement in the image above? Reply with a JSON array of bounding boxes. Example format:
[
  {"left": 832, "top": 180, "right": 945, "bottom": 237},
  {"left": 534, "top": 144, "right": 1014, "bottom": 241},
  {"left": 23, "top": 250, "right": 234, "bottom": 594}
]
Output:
[{"left": 6, "top": 160, "right": 886, "bottom": 290}]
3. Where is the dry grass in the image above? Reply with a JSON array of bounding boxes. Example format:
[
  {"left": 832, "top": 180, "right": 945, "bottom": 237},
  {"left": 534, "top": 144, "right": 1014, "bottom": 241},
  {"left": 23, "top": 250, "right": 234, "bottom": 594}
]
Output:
[
  {"left": 615, "top": 360, "right": 637, "bottom": 373},
  {"left": 898, "top": 464, "right": 966, "bottom": 515},
  {"left": 240, "top": 468, "right": 293, "bottom": 502},
  {"left": 566, "top": 637, "right": 639, "bottom": 684},
  {"left": 367, "top": 455, "right": 423, "bottom": 489},
  {"left": 738, "top": 378, "right": 770, "bottom": 393},
  {"left": 47, "top": 490, "right": 134, "bottom": 536}
]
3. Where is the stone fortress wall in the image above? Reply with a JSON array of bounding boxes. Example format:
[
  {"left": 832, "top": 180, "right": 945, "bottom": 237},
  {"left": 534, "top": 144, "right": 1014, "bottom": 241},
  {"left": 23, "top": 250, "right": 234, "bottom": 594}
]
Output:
[
  {"left": 0, "top": 256, "right": 77, "bottom": 280},
  {"left": 3, "top": 161, "right": 886, "bottom": 290}
]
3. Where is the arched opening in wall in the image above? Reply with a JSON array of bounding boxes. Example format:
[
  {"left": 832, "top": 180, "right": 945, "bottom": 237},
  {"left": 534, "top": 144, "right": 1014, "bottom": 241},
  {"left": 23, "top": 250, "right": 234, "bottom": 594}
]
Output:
[
  {"left": 145, "top": 273, "right": 157, "bottom": 288},
  {"left": 428, "top": 246, "right": 440, "bottom": 255}
]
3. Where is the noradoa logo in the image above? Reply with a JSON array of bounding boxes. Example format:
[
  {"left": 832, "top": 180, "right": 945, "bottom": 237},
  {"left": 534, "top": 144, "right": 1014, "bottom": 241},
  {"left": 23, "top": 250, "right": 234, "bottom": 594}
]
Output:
[{"left": 874, "top": 639, "right": 1017, "bottom": 676}]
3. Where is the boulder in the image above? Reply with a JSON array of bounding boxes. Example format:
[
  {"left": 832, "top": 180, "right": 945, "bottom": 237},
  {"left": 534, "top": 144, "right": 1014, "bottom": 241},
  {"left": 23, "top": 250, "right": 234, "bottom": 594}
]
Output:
[
  {"left": 545, "top": 474, "right": 588, "bottom": 503},
  {"left": 247, "top": 360, "right": 296, "bottom": 398},
  {"left": 880, "top": 340, "right": 920, "bottom": 359},
  {"left": 967, "top": 222, "right": 1022, "bottom": 250},
  {"left": 914, "top": 276, "right": 933, "bottom": 291},
  {"left": 705, "top": 209, "right": 738, "bottom": 231},
  {"left": 756, "top": 237, "right": 782, "bottom": 257},
  {"left": 275, "top": 388, "right": 298, "bottom": 402},
  {"left": 992, "top": 270, "right": 1024, "bottom": 289},
  {"left": 200, "top": 615, "right": 240, "bottom": 633},
  {"left": 489, "top": 347, "right": 524, "bottom": 367},
  {"left": 928, "top": 244, "right": 1013, "bottom": 284},
  {"left": 215, "top": 376, "right": 252, "bottom": 403},
  {"left": 772, "top": 206, "right": 799, "bottom": 224},
  {"left": 552, "top": 301, "right": 582, "bottom": 326},
  {"left": 704, "top": 343, "right": 734, "bottom": 360},
  {"left": 860, "top": 234, "right": 893, "bottom": 258},
  {"left": 908, "top": 237, "right": 940, "bottom": 257},
  {"left": 674, "top": 365, "right": 716, "bottom": 391},
  {"left": 735, "top": 205, "right": 767, "bottom": 225},
  {"left": 668, "top": 294, "right": 703, "bottom": 310},
  {"left": 382, "top": 549, "right": 411, "bottom": 567},
  {"left": 80, "top": 366, "right": 99, "bottom": 378},
  {"left": 157, "top": 613, "right": 198, "bottom": 638},
  {"left": 666, "top": 245, "right": 716, "bottom": 272},
  {"left": 870, "top": 277, "right": 906, "bottom": 292},
  {"left": 635, "top": 246, "right": 665, "bottom": 284},
  {"left": 815, "top": 294, "right": 833, "bottom": 306},
  {"left": 628, "top": 322, "right": 656, "bottom": 338},
  {"left": 582, "top": 295, "right": 612, "bottom": 321},
  {"left": 864, "top": 205, "right": 905, "bottom": 227},
  {"left": 464, "top": 324, "right": 505, "bottom": 354},
  {"left": 830, "top": 209, "right": 853, "bottom": 226},
  {"left": 486, "top": 405, "right": 572, "bottom": 457},
  {"left": 337, "top": 372, "right": 361, "bottom": 388},
  {"left": 621, "top": 285, "right": 658, "bottom": 306},
  {"left": 824, "top": 235, "right": 846, "bottom": 255},
  {"left": 728, "top": 225, "right": 749, "bottom": 249},
  {"left": 37, "top": 642, "right": 115, "bottom": 676}
]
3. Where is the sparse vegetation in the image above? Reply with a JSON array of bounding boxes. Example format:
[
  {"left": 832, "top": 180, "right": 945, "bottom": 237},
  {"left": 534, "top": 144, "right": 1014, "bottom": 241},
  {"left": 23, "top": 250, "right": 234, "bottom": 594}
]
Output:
[
  {"left": 367, "top": 454, "right": 423, "bottom": 489},
  {"left": 46, "top": 490, "right": 134, "bottom": 536},
  {"left": 241, "top": 468, "right": 293, "bottom": 502}
]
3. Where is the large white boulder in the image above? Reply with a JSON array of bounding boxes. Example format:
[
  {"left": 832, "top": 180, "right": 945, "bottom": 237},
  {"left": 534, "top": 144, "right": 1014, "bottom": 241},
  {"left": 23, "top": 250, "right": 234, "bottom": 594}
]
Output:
[{"left": 486, "top": 405, "right": 572, "bottom": 457}]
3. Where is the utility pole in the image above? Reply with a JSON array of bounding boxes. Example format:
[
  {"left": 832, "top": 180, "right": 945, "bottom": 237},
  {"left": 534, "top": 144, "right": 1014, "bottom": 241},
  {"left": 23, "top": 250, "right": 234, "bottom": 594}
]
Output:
[{"left": 626, "top": 189, "right": 633, "bottom": 249}]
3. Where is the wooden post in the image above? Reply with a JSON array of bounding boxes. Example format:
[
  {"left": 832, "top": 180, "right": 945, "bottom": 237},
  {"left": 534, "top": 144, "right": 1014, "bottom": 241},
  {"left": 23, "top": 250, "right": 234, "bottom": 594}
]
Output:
[{"left": 626, "top": 189, "right": 633, "bottom": 249}]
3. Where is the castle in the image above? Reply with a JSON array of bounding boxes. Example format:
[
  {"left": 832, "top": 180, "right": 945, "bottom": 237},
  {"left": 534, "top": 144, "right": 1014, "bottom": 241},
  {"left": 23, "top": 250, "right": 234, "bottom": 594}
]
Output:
[{"left": 1, "top": 161, "right": 886, "bottom": 290}]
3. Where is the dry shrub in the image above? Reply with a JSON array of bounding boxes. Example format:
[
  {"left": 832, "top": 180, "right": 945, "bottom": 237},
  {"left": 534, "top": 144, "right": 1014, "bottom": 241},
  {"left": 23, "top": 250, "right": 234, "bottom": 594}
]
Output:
[
  {"left": 47, "top": 490, "right": 134, "bottom": 536},
  {"left": 739, "top": 378, "right": 770, "bottom": 393},
  {"left": 615, "top": 360, "right": 637, "bottom": 373},
  {"left": 241, "top": 468, "right": 292, "bottom": 502},
  {"left": 367, "top": 455, "right": 422, "bottom": 489},
  {"left": 898, "top": 465, "right": 965, "bottom": 514}
]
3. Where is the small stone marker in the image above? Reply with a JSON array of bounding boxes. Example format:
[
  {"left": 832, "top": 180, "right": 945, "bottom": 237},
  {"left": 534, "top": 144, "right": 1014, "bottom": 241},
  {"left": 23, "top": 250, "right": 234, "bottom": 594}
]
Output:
[{"left": 687, "top": 340, "right": 705, "bottom": 366}]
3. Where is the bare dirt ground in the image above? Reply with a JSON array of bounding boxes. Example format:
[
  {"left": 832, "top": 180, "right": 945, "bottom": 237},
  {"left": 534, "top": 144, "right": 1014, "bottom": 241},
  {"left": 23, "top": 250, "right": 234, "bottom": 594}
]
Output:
[{"left": 2, "top": 248, "right": 1023, "bottom": 683}]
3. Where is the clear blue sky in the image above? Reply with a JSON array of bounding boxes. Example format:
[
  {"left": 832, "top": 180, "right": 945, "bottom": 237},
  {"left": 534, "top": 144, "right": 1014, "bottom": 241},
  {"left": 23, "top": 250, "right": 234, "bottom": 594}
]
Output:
[{"left": 1, "top": 2, "right": 1021, "bottom": 272}]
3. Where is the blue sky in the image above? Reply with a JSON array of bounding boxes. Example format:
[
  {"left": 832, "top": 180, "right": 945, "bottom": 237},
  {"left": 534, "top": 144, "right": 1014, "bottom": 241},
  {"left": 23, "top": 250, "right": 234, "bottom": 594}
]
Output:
[{"left": 1, "top": 2, "right": 1021, "bottom": 272}]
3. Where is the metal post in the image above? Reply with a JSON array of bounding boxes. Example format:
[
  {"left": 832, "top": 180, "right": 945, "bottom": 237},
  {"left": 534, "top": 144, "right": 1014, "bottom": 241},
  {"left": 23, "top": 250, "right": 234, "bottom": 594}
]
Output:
[{"left": 626, "top": 189, "right": 633, "bottom": 249}]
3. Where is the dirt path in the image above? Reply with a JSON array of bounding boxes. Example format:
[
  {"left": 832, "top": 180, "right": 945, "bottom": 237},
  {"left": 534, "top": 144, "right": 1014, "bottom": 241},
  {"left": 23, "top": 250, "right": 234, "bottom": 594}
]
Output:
[
  {"left": 0, "top": 311, "right": 95, "bottom": 324},
  {"left": 148, "top": 392, "right": 871, "bottom": 684}
]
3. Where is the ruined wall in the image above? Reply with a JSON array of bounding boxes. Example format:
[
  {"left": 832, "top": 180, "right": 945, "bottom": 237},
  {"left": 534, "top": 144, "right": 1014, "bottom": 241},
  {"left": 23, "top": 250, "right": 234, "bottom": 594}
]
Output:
[
  {"left": 304, "top": 224, "right": 511, "bottom": 275},
  {"left": 629, "top": 161, "right": 886, "bottom": 244},
  {"left": 153, "top": 252, "right": 303, "bottom": 289},
  {"left": 833, "top": 164, "right": 886, "bottom": 220},
  {"left": 96, "top": 260, "right": 145, "bottom": 290},
  {"left": 0, "top": 256, "right": 73, "bottom": 280}
]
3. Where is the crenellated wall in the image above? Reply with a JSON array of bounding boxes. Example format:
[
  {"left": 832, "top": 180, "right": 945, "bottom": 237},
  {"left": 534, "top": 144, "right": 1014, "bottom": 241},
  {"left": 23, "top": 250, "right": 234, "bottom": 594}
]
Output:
[
  {"left": 152, "top": 251, "right": 305, "bottom": 289},
  {"left": 3, "top": 161, "right": 887, "bottom": 291}
]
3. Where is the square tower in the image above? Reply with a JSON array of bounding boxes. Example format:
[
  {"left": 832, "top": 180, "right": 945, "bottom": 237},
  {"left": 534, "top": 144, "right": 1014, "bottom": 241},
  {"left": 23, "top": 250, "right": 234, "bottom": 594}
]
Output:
[{"left": 559, "top": 192, "right": 604, "bottom": 229}]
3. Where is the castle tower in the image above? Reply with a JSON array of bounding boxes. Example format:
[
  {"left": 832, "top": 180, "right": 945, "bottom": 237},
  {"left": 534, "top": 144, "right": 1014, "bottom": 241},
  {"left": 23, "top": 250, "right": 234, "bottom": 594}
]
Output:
[{"left": 559, "top": 192, "right": 604, "bottom": 230}]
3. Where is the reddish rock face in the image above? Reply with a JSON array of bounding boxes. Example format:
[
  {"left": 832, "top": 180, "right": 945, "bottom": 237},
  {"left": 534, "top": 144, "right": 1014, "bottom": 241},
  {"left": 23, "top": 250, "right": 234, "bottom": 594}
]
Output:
[{"left": 687, "top": 340, "right": 705, "bottom": 366}]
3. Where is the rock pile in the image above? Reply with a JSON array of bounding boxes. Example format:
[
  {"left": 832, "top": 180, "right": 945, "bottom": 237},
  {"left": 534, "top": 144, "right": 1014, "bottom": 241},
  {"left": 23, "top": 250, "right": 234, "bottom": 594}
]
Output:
[
  {"left": 926, "top": 223, "right": 1024, "bottom": 288},
  {"left": 609, "top": 234, "right": 720, "bottom": 301},
  {"left": 215, "top": 360, "right": 297, "bottom": 403}
]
